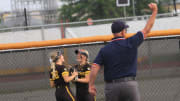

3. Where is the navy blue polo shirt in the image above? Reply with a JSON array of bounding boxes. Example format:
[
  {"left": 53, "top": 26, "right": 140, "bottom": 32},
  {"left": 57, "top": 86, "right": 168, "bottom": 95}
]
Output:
[{"left": 93, "top": 31, "right": 144, "bottom": 81}]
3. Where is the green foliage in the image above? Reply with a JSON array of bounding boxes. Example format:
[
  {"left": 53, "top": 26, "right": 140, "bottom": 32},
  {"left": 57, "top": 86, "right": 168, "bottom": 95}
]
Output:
[
  {"left": 59, "top": 0, "right": 124, "bottom": 22},
  {"left": 135, "top": 0, "right": 168, "bottom": 15},
  {"left": 135, "top": 0, "right": 155, "bottom": 15},
  {"left": 157, "top": 0, "right": 168, "bottom": 13},
  {"left": 59, "top": 0, "right": 168, "bottom": 22}
]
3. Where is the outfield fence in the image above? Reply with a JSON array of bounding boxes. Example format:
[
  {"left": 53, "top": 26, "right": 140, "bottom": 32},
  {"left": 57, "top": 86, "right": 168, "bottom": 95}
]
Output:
[{"left": 0, "top": 30, "right": 180, "bottom": 101}]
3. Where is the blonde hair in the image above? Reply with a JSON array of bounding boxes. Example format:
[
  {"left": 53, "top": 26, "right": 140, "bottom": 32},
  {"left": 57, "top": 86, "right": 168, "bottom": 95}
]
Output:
[{"left": 49, "top": 51, "right": 59, "bottom": 80}]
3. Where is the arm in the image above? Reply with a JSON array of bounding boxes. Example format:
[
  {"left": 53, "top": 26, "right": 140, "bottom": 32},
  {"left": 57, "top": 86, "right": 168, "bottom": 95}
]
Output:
[
  {"left": 49, "top": 69, "right": 55, "bottom": 88},
  {"left": 89, "top": 64, "right": 101, "bottom": 96},
  {"left": 62, "top": 71, "right": 78, "bottom": 83},
  {"left": 142, "top": 3, "right": 158, "bottom": 38},
  {"left": 50, "top": 80, "right": 55, "bottom": 88}
]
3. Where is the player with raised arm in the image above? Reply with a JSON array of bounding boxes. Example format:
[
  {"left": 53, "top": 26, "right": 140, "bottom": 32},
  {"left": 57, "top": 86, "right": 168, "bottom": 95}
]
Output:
[{"left": 89, "top": 3, "right": 158, "bottom": 101}]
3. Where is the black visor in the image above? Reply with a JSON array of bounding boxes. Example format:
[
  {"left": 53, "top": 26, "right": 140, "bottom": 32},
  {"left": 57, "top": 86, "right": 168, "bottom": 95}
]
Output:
[{"left": 74, "top": 49, "right": 88, "bottom": 58}]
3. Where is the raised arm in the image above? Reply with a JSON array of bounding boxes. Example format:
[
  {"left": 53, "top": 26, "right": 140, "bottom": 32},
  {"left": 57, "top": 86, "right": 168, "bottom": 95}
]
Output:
[{"left": 142, "top": 3, "right": 158, "bottom": 38}]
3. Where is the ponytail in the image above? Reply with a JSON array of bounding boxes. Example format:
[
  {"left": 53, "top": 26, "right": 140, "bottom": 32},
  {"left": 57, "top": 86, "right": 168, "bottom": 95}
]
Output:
[
  {"left": 49, "top": 58, "right": 56, "bottom": 80},
  {"left": 48, "top": 50, "right": 63, "bottom": 80}
]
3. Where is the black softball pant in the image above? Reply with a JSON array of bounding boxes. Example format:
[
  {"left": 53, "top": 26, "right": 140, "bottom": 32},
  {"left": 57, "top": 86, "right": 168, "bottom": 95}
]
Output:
[
  {"left": 76, "top": 89, "right": 95, "bottom": 101},
  {"left": 55, "top": 86, "right": 76, "bottom": 101}
]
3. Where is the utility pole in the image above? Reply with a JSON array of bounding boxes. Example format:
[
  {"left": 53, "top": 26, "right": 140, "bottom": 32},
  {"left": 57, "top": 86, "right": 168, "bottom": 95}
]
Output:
[
  {"left": 173, "top": 0, "right": 177, "bottom": 15},
  {"left": 132, "top": 0, "right": 136, "bottom": 16},
  {"left": 123, "top": 6, "right": 126, "bottom": 18},
  {"left": 24, "top": 8, "right": 28, "bottom": 27},
  {"left": 116, "top": 0, "right": 130, "bottom": 18}
]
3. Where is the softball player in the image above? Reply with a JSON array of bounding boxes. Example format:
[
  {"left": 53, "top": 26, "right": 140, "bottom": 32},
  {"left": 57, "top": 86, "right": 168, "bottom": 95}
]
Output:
[
  {"left": 49, "top": 51, "right": 78, "bottom": 101},
  {"left": 72, "top": 49, "right": 95, "bottom": 101}
]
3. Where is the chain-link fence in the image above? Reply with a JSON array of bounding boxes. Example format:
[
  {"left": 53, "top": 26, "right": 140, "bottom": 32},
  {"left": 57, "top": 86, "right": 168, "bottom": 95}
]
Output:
[
  {"left": 0, "top": 35, "right": 180, "bottom": 101},
  {"left": 0, "top": 13, "right": 58, "bottom": 28}
]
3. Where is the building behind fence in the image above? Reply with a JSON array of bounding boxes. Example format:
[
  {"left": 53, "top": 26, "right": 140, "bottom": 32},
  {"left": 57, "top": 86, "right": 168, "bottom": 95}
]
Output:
[{"left": 0, "top": 0, "right": 58, "bottom": 28}]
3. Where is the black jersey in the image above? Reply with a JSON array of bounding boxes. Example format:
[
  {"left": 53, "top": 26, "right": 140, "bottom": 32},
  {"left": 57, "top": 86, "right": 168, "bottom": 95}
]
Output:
[
  {"left": 49, "top": 64, "right": 69, "bottom": 87},
  {"left": 74, "top": 63, "right": 91, "bottom": 89}
]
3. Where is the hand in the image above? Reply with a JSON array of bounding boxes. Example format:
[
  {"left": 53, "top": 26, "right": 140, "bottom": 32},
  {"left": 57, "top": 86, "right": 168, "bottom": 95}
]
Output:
[
  {"left": 148, "top": 3, "right": 158, "bottom": 13},
  {"left": 72, "top": 71, "right": 78, "bottom": 76},
  {"left": 89, "top": 84, "right": 97, "bottom": 96}
]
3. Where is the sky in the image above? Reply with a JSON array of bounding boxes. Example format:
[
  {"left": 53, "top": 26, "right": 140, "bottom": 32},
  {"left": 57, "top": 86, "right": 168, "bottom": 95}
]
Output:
[
  {"left": 0, "top": 0, "right": 11, "bottom": 11},
  {"left": 0, "top": 0, "right": 63, "bottom": 12}
]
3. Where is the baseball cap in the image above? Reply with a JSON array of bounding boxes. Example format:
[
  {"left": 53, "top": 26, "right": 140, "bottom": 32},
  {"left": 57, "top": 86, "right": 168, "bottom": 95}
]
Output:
[
  {"left": 75, "top": 49, "right": 89, "bottom": 58},
  {"left": 111, "top": 20, "right": 129, "bottom": 34}
]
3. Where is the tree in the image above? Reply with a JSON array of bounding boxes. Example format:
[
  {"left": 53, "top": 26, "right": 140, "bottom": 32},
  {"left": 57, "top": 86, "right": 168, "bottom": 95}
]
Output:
[
  {"left": 59, "top": 0, "right": 168, "bottom": 22},
  {"left": 59, "top": 0, "right": 125, "bottom": 22},
  {"left": 135, "top": 0, "right": 157, "bottom": 15},
  {"left": 157, "top": 0, "right": 168, "bottom": 14}
]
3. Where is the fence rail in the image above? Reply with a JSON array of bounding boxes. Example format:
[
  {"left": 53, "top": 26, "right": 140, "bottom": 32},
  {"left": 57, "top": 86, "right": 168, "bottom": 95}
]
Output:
[
  {"left": 0, "top": 12, "right": 176, "bottom": 31},
  {"left": 0, "top": 29, "right": 180, "bottom": 50}
]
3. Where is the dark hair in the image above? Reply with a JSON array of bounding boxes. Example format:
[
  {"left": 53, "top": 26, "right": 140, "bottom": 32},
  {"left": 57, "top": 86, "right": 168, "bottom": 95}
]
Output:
[{"left": 53, "top": 51, "right": 63, "bottom": 62}]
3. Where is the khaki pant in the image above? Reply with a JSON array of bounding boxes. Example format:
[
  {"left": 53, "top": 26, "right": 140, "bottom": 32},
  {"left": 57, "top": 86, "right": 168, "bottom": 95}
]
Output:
[{"left": 105, "top": 80, "right": 140, "bottom": 101}]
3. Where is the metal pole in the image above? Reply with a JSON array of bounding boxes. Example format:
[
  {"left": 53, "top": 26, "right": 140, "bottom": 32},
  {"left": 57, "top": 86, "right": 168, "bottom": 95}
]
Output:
[
  {"left": 147, "top": 40, "right": 153, "bottom": 75},
  {"left": 123, "top": 6, "right": 126, "bottom": 18},
  {"left": 132, "top": 0, "right": 136, "bottom": 16},
  {"left": 179, "top": 40, "right": 180, "bottom": 50},
  {"left": 41, "top": 26, "right": 45, "bottom": 41},
  {"left": 173, "top": 0, "right": 177, "bottom": 15},
  {"left": 24, "top": 8, "right": 28, "bottom": 27},
  {"left": 60, "top": 20, "right": 65, "bottom": 39}
]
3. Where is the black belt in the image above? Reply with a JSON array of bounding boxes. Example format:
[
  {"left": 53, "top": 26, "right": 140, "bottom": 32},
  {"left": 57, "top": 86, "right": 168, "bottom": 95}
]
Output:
[{"left": 105, "top": 77, "right": 136, "bottom": 83}]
